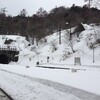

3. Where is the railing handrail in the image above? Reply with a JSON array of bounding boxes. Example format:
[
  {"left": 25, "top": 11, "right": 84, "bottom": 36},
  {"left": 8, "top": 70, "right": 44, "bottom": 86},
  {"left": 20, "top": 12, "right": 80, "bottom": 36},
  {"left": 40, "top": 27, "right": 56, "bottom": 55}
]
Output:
[{"left": 0, "top": 45, "right": 18, "bottom": 51}]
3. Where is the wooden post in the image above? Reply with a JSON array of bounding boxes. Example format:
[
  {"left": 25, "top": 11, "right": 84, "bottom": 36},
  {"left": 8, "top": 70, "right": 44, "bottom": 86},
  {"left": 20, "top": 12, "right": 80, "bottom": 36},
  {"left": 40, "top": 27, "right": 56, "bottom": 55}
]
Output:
[{"left": 47, "top": 56, "right": 50, "bottom": 63}]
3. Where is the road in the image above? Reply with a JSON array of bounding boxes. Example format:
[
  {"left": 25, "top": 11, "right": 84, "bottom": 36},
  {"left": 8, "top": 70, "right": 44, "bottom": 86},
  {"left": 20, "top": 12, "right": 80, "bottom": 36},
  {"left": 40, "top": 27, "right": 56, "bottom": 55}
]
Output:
[{"left": 0, "top": 68, "right": 100, "bottom": 100}]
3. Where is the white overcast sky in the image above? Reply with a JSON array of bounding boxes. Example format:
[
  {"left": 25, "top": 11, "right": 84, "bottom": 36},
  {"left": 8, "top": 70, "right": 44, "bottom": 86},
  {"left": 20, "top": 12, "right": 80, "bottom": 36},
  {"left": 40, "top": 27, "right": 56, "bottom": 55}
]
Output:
[{"left": 0, "top": 0, "right": 85, "bottom": 16}]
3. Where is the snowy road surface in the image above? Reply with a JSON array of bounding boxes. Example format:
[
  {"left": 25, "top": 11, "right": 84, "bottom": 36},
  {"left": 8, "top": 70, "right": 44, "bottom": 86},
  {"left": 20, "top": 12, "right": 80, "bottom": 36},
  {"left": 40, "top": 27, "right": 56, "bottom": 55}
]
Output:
[
  {"left": 0, "top": 69, "right": 82, "bottom": 100},
  {"left": 0, "top": 69, "right": 100, "bottom": 100}
]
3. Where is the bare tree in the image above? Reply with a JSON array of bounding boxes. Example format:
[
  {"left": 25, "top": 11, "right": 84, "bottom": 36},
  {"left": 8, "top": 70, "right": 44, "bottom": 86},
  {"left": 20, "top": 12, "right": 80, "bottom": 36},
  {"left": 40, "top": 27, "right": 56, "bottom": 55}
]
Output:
[
  {"left": 36, "top": 7, "right": 47, "bottom": 17},
  {"left": 64, "top": 30, "right": 75, "bottom": 53},
  {"left": 68, "top": 40, "right": 75, "bottom": 53},
  {"left": 84, "top": 0, "right": 93, "bottom": 8},
  {"left": 86, "top": 28, "right": 100, "bottom": 49},
  {"left": 0, "top": 8, "right": 7, "bottom": 34},
  {"left": 19, "top": 9, "right": 27, "bottom": 17},
  {"left": 0, "top": 7, "right": 7, "bottom": 15},
  {"left": 50, "top": 41, "right": 57, "bottom": 52}
]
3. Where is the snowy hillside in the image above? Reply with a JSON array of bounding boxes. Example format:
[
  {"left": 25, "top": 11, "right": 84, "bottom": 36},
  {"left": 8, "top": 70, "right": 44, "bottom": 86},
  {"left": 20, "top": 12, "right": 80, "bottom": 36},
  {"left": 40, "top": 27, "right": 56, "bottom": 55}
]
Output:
[
  {"left": 1, "top": 24, "right": 100, "bottom": 67},
  {"left": 9, "top": 24, "right": 100, "bottom": 67}
]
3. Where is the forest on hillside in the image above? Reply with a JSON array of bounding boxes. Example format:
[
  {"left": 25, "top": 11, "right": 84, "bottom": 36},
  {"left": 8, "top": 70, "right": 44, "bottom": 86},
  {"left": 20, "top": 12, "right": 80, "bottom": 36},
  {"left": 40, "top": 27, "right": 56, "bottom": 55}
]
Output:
[{"left": 0, "top": 5, "right": 100, "bottom": 43}]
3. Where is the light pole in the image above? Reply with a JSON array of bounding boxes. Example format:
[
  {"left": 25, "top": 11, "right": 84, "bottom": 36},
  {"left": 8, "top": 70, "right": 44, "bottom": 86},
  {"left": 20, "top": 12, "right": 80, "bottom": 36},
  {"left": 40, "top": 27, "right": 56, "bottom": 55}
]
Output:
[
  {"left": 93, "top": 47, "right": 95, "bottom": 63},
  {"left": 36, "top": 52, "right": 40, "bottom": 65}
]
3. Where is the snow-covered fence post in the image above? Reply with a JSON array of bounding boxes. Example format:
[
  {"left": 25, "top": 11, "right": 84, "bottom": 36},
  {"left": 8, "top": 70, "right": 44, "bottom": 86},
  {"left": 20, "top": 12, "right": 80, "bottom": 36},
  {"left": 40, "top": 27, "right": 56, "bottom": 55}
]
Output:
[
  {"left": 74, "top": 57, "right": 81, "bottom": 66},
  {"left": 47, "top": 56, "right": 50, "bottom": 63}
]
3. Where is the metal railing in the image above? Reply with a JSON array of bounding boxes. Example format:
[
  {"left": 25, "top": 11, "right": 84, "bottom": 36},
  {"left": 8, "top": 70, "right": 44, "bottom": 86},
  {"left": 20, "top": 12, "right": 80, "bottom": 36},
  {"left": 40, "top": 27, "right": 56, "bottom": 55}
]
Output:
[{"left": 0, "top": 45, "right": 18, "bottom": 51}]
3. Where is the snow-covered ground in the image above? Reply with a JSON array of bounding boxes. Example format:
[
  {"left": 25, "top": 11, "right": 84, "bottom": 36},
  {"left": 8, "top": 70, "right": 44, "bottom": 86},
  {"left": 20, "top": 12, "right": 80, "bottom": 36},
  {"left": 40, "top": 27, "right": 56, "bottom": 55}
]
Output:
[
  {"left": 0, "top": 64, "right": 100, "bottom": 100},
  {"left": 0, "top": 64, "right": 100, "bottom": 95},
  {"left": 0, "top": 24, "right": 100, "bottom": 99},
  {"left": 0, "top": 68, "right": 82, "bottom": 100}
]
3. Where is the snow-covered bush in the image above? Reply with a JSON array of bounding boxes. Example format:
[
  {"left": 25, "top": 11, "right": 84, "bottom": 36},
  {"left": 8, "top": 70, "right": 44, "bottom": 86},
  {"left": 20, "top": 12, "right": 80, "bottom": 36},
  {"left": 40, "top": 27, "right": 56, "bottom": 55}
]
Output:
[
  {"left": 61, "top": 50, "right": 71, "bottom": 61},
  {"left": 50, "top": 41, "right": 58, "bottom": 52},
  {"left": 30, "top": 46, "right": 36, "bottom": 51},
  {"left": 39, "top": 38, "right": 47, "bottom": 44},
  {"left": 71, "top": 68, "right": 77, "bottom": 73},
  {"left": 30, "top": 46, "right": 40, "bottom": 55},
  {"left": 86, "top": 33, "right": 95, "bottom": 48},
  {"left": 86, "top": 31, "right": 100, "bottom": 49}
]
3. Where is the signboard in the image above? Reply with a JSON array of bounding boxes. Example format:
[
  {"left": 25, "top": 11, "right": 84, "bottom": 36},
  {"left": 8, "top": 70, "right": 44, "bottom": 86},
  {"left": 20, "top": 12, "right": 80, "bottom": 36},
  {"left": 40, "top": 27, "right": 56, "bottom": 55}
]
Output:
[{"left": 74, "top": 57, "right": 81, "bottom": 66}]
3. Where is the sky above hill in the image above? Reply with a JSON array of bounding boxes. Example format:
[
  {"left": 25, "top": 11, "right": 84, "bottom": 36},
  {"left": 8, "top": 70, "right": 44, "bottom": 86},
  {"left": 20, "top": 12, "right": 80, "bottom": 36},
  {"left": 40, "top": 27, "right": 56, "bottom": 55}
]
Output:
[{"left": 0, "top": 0, "right": 85, "bottom": 16}]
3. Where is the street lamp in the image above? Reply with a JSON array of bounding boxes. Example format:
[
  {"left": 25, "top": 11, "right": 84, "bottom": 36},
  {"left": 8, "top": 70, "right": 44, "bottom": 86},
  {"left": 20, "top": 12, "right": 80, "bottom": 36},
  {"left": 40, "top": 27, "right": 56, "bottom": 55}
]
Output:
[{"left": 93, "top": 46, "right": 95, "bottom": 63}]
